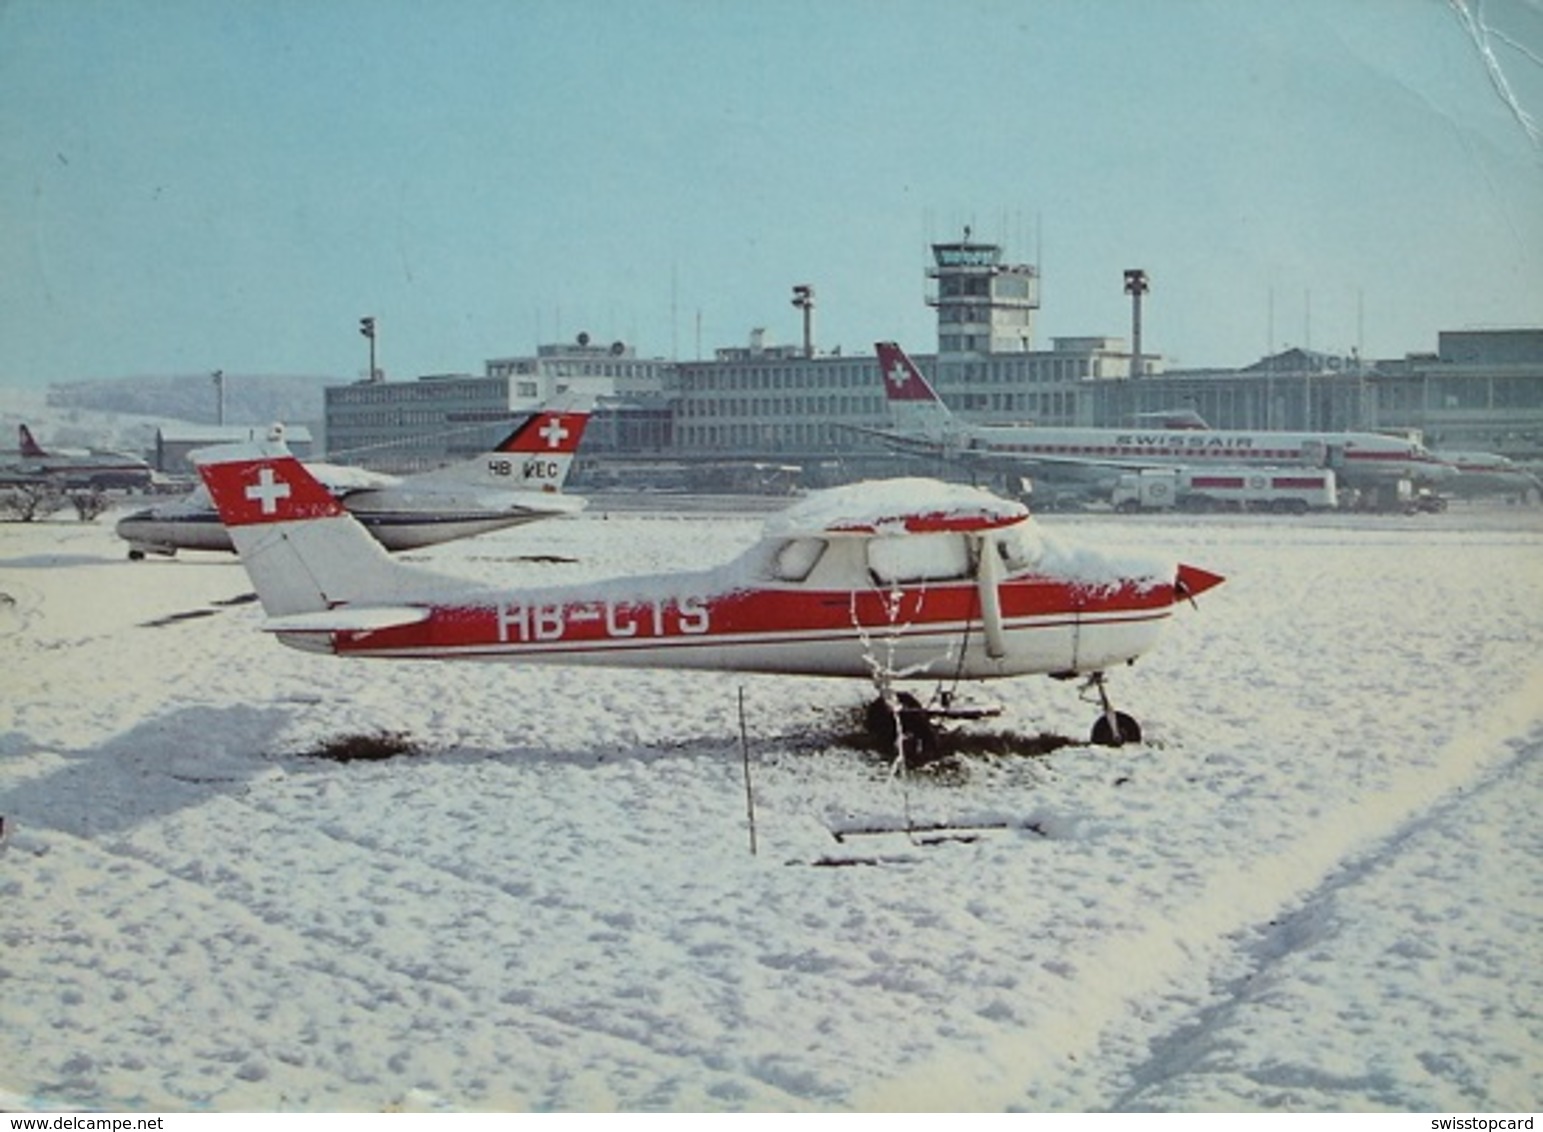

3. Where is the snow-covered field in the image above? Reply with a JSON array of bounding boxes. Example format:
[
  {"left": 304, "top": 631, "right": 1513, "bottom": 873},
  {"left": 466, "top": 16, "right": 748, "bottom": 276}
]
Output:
[{"left": 2, "top": 495, "right": 1540, "bottom": 1112}]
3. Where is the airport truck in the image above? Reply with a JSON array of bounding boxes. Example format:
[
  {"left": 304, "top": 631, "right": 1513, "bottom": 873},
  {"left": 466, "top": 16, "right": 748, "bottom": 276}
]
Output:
[{"left": 1112, "top": 466, "right": 1338, "bottom": 514}]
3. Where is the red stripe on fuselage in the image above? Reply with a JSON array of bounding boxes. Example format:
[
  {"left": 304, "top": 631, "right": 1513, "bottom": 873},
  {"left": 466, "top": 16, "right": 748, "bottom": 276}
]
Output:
[{"left": 327, "top": 575, "right": 1176, "bottom": 657}]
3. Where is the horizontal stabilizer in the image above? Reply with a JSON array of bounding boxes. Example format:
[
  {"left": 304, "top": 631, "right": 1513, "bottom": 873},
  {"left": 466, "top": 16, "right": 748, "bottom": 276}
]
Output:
[
  {"left": 840, "top": 423, "right": 950, "bottom": 457},
  {"left": 261, "top": 605, "right": 432, "bottom": 634},
  {"left": 460, "top": 490, "right": 587, "bottom": 514}
]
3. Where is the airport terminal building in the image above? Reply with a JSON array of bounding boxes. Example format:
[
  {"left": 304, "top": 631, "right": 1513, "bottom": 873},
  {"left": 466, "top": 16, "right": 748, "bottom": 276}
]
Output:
[
  {"left": 323, "top": 235, "right": 1543, "bottom": 474},
  {"left": 324, "top": 339, "right": 675, "bottom": 472}
]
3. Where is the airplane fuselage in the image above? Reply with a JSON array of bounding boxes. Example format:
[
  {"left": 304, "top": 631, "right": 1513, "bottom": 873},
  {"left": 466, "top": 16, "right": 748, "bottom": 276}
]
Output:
[
  {"left": 117, "top": 492, "right": 573, "bottom": 556},
  {"left": 272, "top": 534, "right": 1205, "bottom": 683},
  {"left": 951, "top": 424, "right": 1451, "bottom": 486},
  {"left": 9, "top": 453, "right": 151, "bottom": 489}
]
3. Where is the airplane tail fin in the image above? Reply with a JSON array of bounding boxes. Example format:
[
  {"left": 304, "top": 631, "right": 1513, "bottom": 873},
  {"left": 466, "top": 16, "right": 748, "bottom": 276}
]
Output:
[
  {"left": 18, "top": 424, "right": 47, "bottom": 459},
  {"left": 875, "top": 342, "right": 956, "bottom": 442},
  {"left": 193, "top": 440, "right": 440, "bottom": 618},
  {"left": 411, "top": 396, "right": 594, "bottom": 493}
]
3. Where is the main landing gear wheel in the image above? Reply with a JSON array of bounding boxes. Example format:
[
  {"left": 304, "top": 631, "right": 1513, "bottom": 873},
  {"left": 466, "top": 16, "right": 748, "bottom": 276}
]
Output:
[
  {"left": 1084, "top": 672, "right": 1143, "bottom": 747},
  {"left": 864, "top": 692, "right": 941, "bottom": 769},
  {"left": 1090, "top": 710, "right": 1141, "bottom": 747}
]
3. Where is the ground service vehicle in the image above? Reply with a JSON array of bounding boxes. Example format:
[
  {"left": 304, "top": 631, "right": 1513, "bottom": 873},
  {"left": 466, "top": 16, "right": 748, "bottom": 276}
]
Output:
[{"left": 1112, "top": 466, "right": 1337, "bottom": 514}]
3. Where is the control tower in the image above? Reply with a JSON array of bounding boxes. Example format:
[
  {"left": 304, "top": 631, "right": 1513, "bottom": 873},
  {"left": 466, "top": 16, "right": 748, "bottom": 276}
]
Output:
[{"left": 926, "top": 229, "right": 1040, "bottom": 356}]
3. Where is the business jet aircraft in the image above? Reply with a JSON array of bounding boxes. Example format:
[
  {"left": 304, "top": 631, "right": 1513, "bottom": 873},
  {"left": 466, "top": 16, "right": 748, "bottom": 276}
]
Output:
[
  {"left": 192, "top": 438, "right": 1225, "bottom": 759},
  {"left": 8, "top": 424, "right": 153, "bottom": 489},
  {"left": 869, "top": 342, "right": 1454, "bottom": 489},
  {"left": 117, "top": 402, "right": 591, "bottom": 559}
]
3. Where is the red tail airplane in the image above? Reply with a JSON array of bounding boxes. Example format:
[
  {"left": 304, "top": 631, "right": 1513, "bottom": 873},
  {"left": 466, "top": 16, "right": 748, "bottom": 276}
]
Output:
[
  {"left": 193, "top": 440, "right": 1224, "bottom": 757},
  {"left": 12, "top": 423, "right": 152, "bottom": 489}
]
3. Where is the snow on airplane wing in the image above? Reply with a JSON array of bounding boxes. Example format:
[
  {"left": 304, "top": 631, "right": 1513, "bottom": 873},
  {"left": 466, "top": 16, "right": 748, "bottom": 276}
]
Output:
[
  {"left": 764, "top": 477, "right": 1029, "bottom": 537},
  {"left": 309, "top": 463, "right": 402, "bottom": 496}
]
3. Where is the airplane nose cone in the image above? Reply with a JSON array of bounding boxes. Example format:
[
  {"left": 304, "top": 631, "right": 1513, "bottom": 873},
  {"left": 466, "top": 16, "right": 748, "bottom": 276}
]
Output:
[{"left": 1175, "top": 563, "right": 1225, "bottom": 601}]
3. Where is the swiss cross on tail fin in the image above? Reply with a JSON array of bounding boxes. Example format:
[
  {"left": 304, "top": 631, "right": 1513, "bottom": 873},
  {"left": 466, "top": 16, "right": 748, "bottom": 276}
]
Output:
[
  {"left": 195, "top": 443, "right": 345, "bottom": 527},
  {"left": 875, "top": 342, "right": 941, "bottom": 403},
  {"left": 500, "top": 409, "right": 591, "bottom": 455}
]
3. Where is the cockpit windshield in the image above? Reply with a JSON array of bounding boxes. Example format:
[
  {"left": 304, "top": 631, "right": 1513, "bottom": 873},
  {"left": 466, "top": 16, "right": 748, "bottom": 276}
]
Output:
[{"left": 768, "top": 537, "right": 826, "bottom": 582}]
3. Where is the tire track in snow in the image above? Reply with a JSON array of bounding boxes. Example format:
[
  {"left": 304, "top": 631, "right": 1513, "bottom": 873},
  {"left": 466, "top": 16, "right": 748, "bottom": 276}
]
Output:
[
  {"left": 855, "top": 663, "right": 1543, "bottom": 1111},
  {"left": 1108, "top": 724, "right": 1542, "bottom": 1110}
]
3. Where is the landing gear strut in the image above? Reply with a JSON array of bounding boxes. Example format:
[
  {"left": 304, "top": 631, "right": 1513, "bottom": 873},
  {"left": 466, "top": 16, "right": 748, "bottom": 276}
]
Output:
[{"left": 1084, "top": 672, "right": 1141, "bottom": 747}]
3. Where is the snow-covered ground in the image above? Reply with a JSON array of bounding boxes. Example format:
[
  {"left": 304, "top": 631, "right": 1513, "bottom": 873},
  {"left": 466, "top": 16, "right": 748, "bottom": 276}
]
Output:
[{"left": 1, "top": 496, "right": 1540, "bottom": 1112}]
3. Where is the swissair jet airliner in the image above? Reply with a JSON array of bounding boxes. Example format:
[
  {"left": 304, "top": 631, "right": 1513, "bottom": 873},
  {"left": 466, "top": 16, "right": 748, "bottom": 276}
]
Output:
[
  {"left": 869, "top": 342, "right": 1454, "bottom": 489},
  {"left": 192, "top": 437, "right": 1224, "bottom": 758}
]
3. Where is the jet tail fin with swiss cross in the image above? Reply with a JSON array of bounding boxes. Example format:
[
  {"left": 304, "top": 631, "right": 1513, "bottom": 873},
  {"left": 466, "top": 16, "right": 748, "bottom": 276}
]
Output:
[
  {"left": 408, "top": 394, "right": 595, "bottom": 494},
  {"left": 875, "top": 342, "right": 958, "bottom": 443}
]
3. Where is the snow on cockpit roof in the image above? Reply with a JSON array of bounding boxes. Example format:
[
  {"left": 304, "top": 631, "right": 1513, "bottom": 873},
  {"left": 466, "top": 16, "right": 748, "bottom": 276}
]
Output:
[{"left": 763, "top": 477, "right": 1028, "bottom": 538}]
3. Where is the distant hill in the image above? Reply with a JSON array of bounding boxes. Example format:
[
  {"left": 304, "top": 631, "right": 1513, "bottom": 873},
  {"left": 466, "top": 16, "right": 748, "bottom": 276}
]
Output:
[
  {"left": 45, "top": 373, "right": 340, "bottom": 430},
  {"left": 0, "top": 387, "right": 170, "bottom": 458}
]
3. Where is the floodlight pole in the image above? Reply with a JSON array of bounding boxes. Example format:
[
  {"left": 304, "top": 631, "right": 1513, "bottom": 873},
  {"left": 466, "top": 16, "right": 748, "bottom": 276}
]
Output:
[
  {"left": 1123, "top": 269, "right": 1149, "bottom": 377},
  {"left": 359, "top": 316, "right": 378, "bottom": 382},
  {"left": 791, "top": 284, "right": 815, "bottom": 359}
]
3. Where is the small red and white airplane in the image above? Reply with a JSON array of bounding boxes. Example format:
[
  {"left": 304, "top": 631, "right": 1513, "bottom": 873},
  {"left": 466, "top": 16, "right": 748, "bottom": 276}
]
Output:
[
  {"left": 118, "top": 401, "right": 591, "bottom": 558},
  {"left": 870, "top": 342, "right": 1455, "bottom": 489},
  {"left": 193, "top": 437, "right": 1225, "bottom": 756}
]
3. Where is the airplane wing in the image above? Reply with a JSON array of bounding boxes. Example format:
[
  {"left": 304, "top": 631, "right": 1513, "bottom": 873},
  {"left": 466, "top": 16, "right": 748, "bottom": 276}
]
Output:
[
  {"left": 843, "top": 423, "right": 1126, "bottom": 477},
  {"left": 987, "top": 449, "right": 1169, "bottom": 472},
  {"left": 341, "top": 486, "right": 588, "bottom": 516},
  {"left": 459, "top": 490, "right": 587, "bottom": 515},
  {"left": 308, "top": 462, "right": 401, "bottom": 498}
]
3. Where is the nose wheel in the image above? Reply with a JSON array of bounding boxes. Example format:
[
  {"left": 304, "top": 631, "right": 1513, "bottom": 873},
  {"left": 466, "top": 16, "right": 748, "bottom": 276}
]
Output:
[{"left": 1084, "top": 672, "right": 1141, "bottom": 747}]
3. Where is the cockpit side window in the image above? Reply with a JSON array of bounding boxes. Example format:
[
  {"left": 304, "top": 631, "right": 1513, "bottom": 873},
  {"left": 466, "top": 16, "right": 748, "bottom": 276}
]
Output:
[
  {"left": 770, "top": 537, "right": 827, "bottom": 582},
  {"left": 867, "top": 531, "right": 972, "bottom": 584}
]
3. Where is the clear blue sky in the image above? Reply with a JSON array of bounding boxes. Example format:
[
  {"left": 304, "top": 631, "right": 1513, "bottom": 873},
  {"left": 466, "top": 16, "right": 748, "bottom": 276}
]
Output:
[{"left": 2, "top": 0, "right": 1540, "bottom": 387}]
